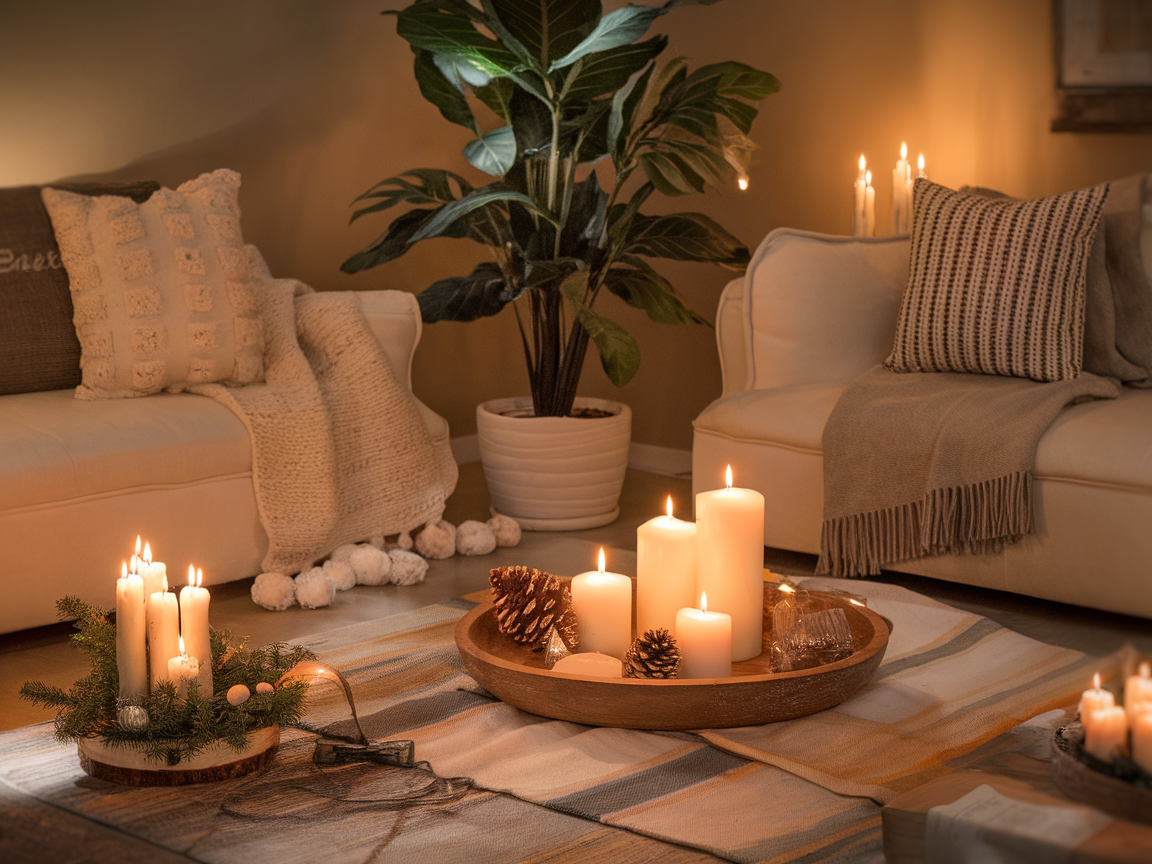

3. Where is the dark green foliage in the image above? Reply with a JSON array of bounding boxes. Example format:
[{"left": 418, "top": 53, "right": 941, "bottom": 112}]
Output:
[
  {"left": 19, "top": 597, "right": 314, "bottom": 765},
  {"left": 345, "top": 0, "right": 778, "bottom": 415}
]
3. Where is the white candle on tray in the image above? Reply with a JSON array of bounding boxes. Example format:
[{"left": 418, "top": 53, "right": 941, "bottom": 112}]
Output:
[
  {"left": 1084, "top": 706, "right": 1127, "bottom": 763},
  {"left": 636, "top": 496, "right": 697, "bottom": 637},
  {"left": 179, "top": 566, "right": 213, "bottom": 698},
  {"left": 1133, "top": 711, "right": 1152, "bottom": 774},
  {"left": 138, "top": 539, "right": 167, "bottom": 599},
  {"left": 917, "top": 153, "right": 927, "bottom": 179},
  {"left": 167, "top": 635, "right": 201, "bottom": 699},
  {"left": 1125, "top": 662, "right": 1152, "bottom": 723},
  {"left": 892, "top": 142, "right": 911, "bottom": 234},
  {"left": 675, "top": 592, "right": 732, "bottom": 679},
  {"left": 146, "top": 589, "right": 179, "bottom": 690},
  {"left": 570, "top": 549, "right": 632, "bottom": 659},
  {"left": 695, "top": 466, "right": 765, "bottom": 661},
  {"left": 1079, "top": 672, "right": 1114, "bottom": 718},
  {"left": 853, "top": 155, "right": 867, "bottom": 236},
  {"left": 864, "top": 170, "right": 875, "bottom": 237},
  {"left": 115, "top": 561, "right": 148, "bottom": 699}
]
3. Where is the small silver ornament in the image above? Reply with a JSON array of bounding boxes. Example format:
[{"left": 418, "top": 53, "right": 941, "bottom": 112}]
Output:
[
  {"left": 544, "top": 626, "right": 572, "bottom": 670},
  {"left": 117, "top": 704, "right": 149, "bottom": 732}
]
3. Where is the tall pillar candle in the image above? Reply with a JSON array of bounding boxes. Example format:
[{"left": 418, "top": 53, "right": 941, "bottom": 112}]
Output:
[
  {"left": 1125, "top": 662, "right": 1152, "bottom": 723},
  {"left": 675, "top": 593, "right": 731, "bottom": 679},
  {"left": 140, "top": 541, "right": 167, "bottom": 599},
  {"left": 864, "top": 171, "right": 875, "bottom": 237},
  {"left": 146, "top": 590, "right": 179, "bottom": 690},
  {"left": 636, "top": 496, "right": 697, "bottom": 637},
  {"left": 695, "top": 466, "right": 765, "bottom": 661},
  {"left": 179, "top": 566, "right": 213, "bottom": 698},
  {"left": 1133, "top": 711, "right": 1152, "bottom": 774},
  {"left": 853, "top": 155, "right": 867, "bottom": 236},
  {"left": 115, "top": 562, "right": 148, "bottom": 699},
  {"left": 570, "top": 549, "right": 632, "bottom": 659},
  {"left": 892, "top": 142, "right": 910, "bottom": 234}
]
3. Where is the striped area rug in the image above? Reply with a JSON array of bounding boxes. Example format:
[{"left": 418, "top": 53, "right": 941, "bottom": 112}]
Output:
[{"left": 0, "top": 580, "right": 1113, "bottom": 864}]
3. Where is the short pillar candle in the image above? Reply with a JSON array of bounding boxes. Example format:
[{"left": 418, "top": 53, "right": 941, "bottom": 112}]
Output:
[
  {"left": 570, "top": 549, "right": 632, "bottom": 659},
  {"left": 675, "top": 593, "right": 732, "bottom": 679},
  {"left": 1084, "top": 706, "right": 1127, "bottom": 763},
  {"left": 695, "top": 466, "right": 765, "bottom": 661}
]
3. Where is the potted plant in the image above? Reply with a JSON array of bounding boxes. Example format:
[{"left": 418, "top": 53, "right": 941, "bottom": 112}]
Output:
[{"left": 342, "top": 0, "right": 778, "bottom": 529}]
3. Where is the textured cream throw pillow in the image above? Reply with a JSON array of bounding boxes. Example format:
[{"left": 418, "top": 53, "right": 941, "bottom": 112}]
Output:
[
  {"left": 41, "top": 169, "right": 264, "bottom": 399},
  {"left": 886, "top": 178, "right": 1109, "bottom": 383}
]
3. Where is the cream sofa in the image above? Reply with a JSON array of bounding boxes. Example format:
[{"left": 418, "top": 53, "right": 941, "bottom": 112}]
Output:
[
  {"left": 0, "top": 290, "right": 449, "bottom": 634},
  {"left": 693, "top": 227, "right": 1152, "bottom": 620}
]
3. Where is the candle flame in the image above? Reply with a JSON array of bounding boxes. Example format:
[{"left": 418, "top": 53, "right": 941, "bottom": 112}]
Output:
[
  {"left": 849, "top": 598, "right": 865, "bottom": 607},
  {"left": 143, "top": 542, "right": 152, "bottom": 566},
  {"left": 1141, "top": 662, "right": 1150, "bottom": 678},
  {"left": 858, "top": 154, "right": 866, "bottom": 172},
  {"left": 130, "top": 554, "right": 138, "bottom": 576},
  {"left": 1093, "top": 672, "right": 1101, "bottom": 690},
  {"left": 188, "top": 564, "right": 196, "bottom": 586},
  {"left": 598, "top": 548, "right": 605, "bottom": 575},
  {"left": 725, "top": 465, "right": 733, "bottom": 490},
  {"left": 666, "top": 495, "right": 673, "bottom": 518},
  {"left": 900, "top": 141, "right": 907, "bottom": 160},
  {"left": 197, "top": 568, "right": 203, "bottom": 588},
  {"left": 121, "top": 561, "right": 128, "bottom": 579},
  {"left": 918, "top": 153, "right": 925, "bottom": 171},
  {"left": 135, "top": 535, "right": 142, "bottom": 556},
  {"left": 779, "top": 583, "right": 795, "bottom": 594},
  {"left": 737, "top": 175, "right": 749, "bottom": 191},
  {"left": 865, "top": 170, "right": 872, "bottom": 187},
  {"left": 700, "top": 591, "right": 708, "bottom": 614},
  {"left": 178, "top": 634, "right": 186, "bottom": 656}
]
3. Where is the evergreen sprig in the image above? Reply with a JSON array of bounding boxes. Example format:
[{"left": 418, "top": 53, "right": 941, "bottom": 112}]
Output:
[{"left": 19, "top": 596, "right": 315, "bottom": 765}]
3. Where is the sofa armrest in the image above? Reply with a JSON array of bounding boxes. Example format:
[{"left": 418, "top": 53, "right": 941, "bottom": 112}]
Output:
[
  {"left": 357, "top": 290, "right": 449, "bottom": 443},
  {"left": 716, "top": 277, "right": 750, "bottom": 397}
]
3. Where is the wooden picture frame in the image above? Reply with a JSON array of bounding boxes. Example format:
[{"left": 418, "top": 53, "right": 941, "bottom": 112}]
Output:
[{"left": 1052, "top": 0, "right": 1152, "bottom": 132}]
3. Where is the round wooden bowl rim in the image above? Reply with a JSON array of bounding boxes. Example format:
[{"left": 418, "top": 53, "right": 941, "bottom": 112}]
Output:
[{"left": 454, "top": 590, "right": 889, "bottom": 686}]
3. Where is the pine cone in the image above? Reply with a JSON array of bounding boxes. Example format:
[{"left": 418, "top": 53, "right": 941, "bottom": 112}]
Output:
[
  {"left": 623, "top": 628, "right": 681, "bottom": 679},
  {"left": 489, "top": 565, "right": 579, "bottom": 651}
]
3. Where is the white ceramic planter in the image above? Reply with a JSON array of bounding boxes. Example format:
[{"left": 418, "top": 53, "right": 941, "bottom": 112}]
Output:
[{"left": 476, "top": 397, "right": 631, "bottom": 531}]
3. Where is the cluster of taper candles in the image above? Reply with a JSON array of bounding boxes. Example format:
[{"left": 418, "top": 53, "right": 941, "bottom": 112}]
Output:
[
  {"left": 854, "top": 143, "right": 926, "bottom": 237},
  {"left": 560, "top": 466, "right": 765, "bottom": 679},
  {"left": 115, "top": 537, "right": 212, "bottom": 702},
  {"left": 1080, "top": 665, "right": 1152, "bottom": 772}
]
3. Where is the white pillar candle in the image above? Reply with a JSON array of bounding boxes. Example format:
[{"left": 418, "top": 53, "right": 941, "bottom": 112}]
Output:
[
  {"left": 570, "top": 548, "right": 632, "bottom": 659},
  {"left": 853, "top": 155, "right": 867, "bottom": 236},
  {"left": 146, "top": 590, "right": 180, "bottom": 690},
  {"left": 140, "top": 541, "right": 167, "bottom": 599},
  {"left": 676, "top": 593, "right": 732, "bottom": 679},
  {"left": 115, "top": 561, "right": 148, "bottom": 699},
  {"left": 1084, "top": 706, "right": 1127, "bottom": 763},
  {"left": 1133, "top": 711, "right": 1152, "bottom": 774},
  {"left": 1125, "top": 662, "right": 1152, "bottom": 723},
  {"left": 636, "top": 496, "right": 697, "bottom": 638},
  {"left": 167, "top": 635, "right": 201, "bottom": 700},
  {"left": 179, "top": 566, "right": 213, "bottom": 698},
  {"left": 552, "top": 652, "right": 622, "bottom": 678},
  {"left": 1079, "top": 672, "right": 1115, "bottom": 718},
  {"left": 695, "top": 466, "right": 765, "bottom": 661},
  {"left": 864, "top": 171, "right": 875, "bottom": 237},
  {"left": 892, "top": 142, "right": 910, "bottom": 234},
  {"left": 917, "top": 153, "right": 927, "bottom": 179}
]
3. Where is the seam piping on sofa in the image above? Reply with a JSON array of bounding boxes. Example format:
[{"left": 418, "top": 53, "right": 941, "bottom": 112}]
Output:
[{"left": 0, "top": 472, "right": 255, "bottom": 515}]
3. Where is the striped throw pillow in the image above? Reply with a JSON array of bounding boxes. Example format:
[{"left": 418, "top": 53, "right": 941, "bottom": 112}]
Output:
[{"left": 886, "top": 179, "right": 1108, "bottom": 382}]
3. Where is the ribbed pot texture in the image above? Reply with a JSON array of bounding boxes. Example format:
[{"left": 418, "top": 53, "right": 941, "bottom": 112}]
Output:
[{"left": 476, "top": 397, "right": 631, "bottom": 531}]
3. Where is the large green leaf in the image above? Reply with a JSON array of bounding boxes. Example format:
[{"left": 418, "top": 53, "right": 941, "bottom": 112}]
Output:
[
  {"left": 558, "top": 36, "right": 667, "bottom": 103},
  {"left": 487, "top": 0, "right": 601, "bottom": 69},
  {"left": 549, "top": 0, "right": 721, "bottom": 71},
  {"left": 395, "top": 4, "right": 520, "bottom": 77},
  {"left": 561, "top": 271, "right": 640, "bottom": 386},
  {"left": 463, "top": 126, "right": 517, "bottom": 175},
  {"left": 413, "top": 50, "right": 479, "bottom": 133},
  {"left": 342, "top": 208, "right": 440, "bottom": 272},
  {"left": 417, "top": 261, "right": 511, "bottom": 322},
  {"left": 350, "top": 169, "right": 471, "bottom": 222},
  {"left": 605, "top": 256, "right": 708, "bottom": 324},
  {"left": 638, "top": 150, "right": 705, "bottom": 195},
  {"left": 624, "top": 212, "right": 749, "bottom": 269},
  {"left": 609, "top": 62, "right": 653, "bottom": 160},
  {"left": 473, "top": 78, "right": 516, "bottom": 123},
  {"left": 510, "top": 87, "right": 553, "bottom": 156},
  {"left": 409, "top": 183, "right": 555, "bottom": 244}
]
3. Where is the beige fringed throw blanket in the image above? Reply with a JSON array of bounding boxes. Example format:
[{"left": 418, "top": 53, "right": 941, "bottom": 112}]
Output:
[
  {"left": 819, "top": 174, "right": 1149, "bottom": 577},
  {"left": 193, "top": 277, "right": 457, "bottom": 575}
]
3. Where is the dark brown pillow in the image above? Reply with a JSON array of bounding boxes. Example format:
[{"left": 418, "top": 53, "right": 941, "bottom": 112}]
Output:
[{"left": 0, "top": 181, "right": 158, "bottom": 395}]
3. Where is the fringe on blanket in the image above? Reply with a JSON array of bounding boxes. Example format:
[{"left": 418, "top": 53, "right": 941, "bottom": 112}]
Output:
[{"left": 817, "top": 471, "right": 1032, "bottom": 577}]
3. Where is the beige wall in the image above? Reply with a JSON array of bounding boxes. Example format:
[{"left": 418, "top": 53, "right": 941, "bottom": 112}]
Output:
[{"left": 4, "top": 0, "right": 1150, "bottom": 450}]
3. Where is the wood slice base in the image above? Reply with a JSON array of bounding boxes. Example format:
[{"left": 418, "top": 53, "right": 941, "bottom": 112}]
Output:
[
  {"left": 77, "top": 725, "right": 279, "bottom": 786},
  {"left": 1052, "top": 725, "right": 1152, "bottom": 826}
]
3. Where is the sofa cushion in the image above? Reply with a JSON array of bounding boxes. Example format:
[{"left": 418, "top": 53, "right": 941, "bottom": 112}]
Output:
[
  {"left": 692, "top": 383, "right": 844, "bottom": 452},
  {"left": 42, "top": 169, "right": 265, "bottom": 400},
  {"left": 886, "top": 179, "right": 1108, "bottom": 383},
  {"left": 746, "top": 229, "right": 908, "bottom": 391},
  {"left": 0, "top": 389, "right": 252, "bottom": 512}
]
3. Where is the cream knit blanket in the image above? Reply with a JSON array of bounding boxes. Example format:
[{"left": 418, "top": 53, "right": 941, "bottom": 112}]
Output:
[{"left": 193, "top": 275, "right": 457, "bottom": 574}]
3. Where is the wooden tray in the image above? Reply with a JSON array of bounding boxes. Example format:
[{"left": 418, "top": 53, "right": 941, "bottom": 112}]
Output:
[
  {"left": 455, "top": 589, "right": 889, "bottom": 730},
  {"left": 1051, "top": 724, "right": 1152, "bottom": 826},
  {"left": 77, "top": 724, "right": 279, "bottom": 786}
]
